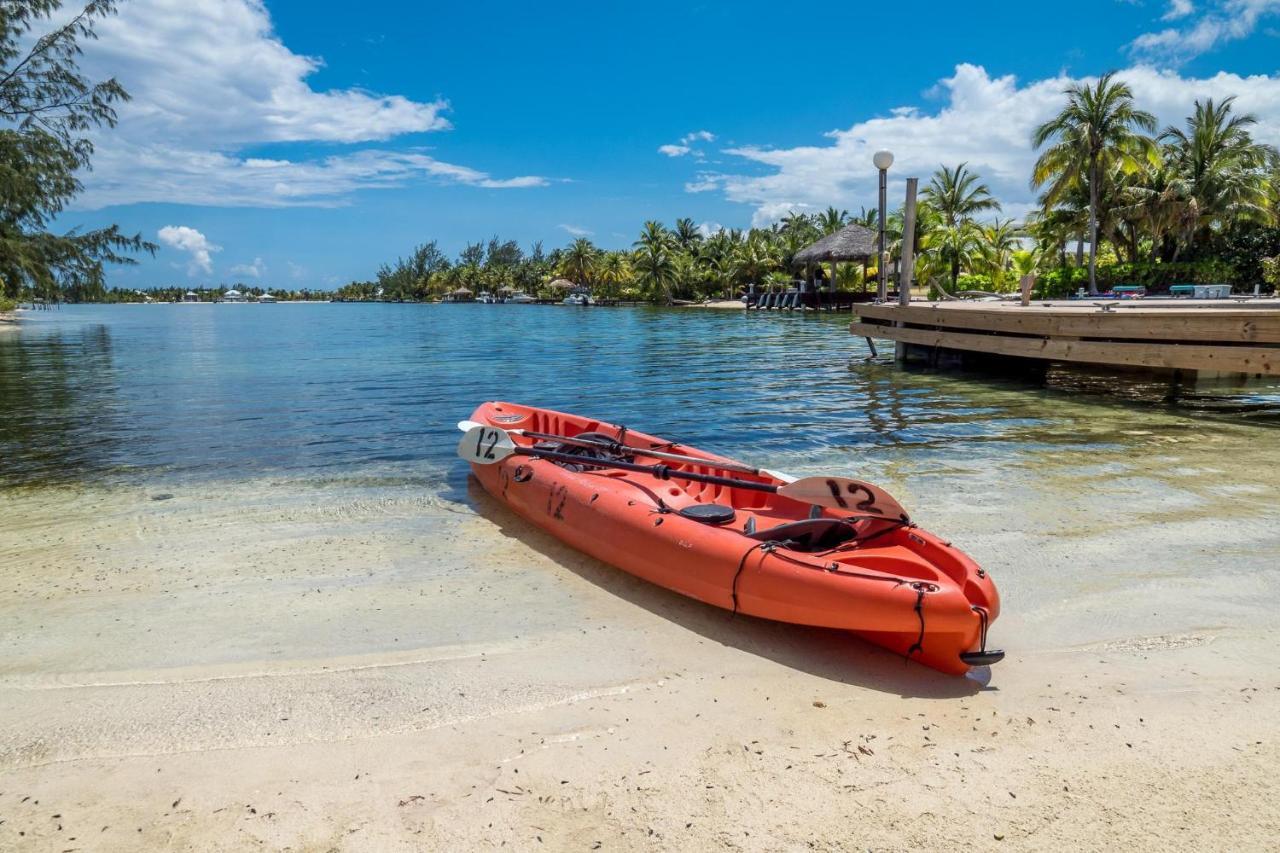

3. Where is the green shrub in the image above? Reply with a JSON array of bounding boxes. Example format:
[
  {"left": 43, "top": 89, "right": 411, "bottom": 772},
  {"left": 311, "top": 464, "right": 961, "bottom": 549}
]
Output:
[
  {"left": 1033, "top": 261, "right": 1237, "bottom": 298},
  {"left": 1199, "top": 223, "right": 1280, "bottom": 289},
  {"left": 1033, "top": 266, "right": 1088, "bottom": 298},
  {"left": 0, "top": 297, "right": 17, "bottom": 313},
  {"left": 1262, "top": 256, "right": 1280, "bottom": 291},
  {"left": 955, "top": 273, "right": 994, "bottom": 292}
]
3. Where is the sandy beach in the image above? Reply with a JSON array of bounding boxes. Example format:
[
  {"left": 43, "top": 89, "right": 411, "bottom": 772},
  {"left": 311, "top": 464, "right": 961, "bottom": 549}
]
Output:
[{"left": 3, "top": 416, "right": 1278, "bottom": 851}]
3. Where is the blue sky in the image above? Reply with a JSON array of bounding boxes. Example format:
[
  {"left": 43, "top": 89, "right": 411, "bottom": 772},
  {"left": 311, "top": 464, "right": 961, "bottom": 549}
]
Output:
[{"left": 56, "top": 0, "right": 1280, "bottom": 289}]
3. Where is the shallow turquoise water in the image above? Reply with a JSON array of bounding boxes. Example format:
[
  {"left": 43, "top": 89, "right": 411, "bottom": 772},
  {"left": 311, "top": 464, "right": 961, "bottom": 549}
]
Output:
[
  {"left": 2, "top": 303, "right": 1278, "bottom": 489},
  {"left": 3, "top": 303, "right": 1280, "bottom": 658}
]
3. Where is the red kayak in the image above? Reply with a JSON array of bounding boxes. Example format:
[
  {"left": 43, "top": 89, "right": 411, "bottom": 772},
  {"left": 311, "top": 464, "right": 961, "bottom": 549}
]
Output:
[{"left": 460, "top": 401, "right": 1001, "bottom": 675}]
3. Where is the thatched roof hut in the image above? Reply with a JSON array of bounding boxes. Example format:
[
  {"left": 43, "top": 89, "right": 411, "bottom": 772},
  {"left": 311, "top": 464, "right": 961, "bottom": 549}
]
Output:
[
  {"left": 451, "top": 287, "right": 474, "bottom": 295},
  {"left": 547, "top": 278, "right": 576, "bottom": 290},
  {"left": 792, "top": 223, "right": 878, "bottom": 265},
  {"left": 792, "top": 222, "right": 881, "bottom": 294}
]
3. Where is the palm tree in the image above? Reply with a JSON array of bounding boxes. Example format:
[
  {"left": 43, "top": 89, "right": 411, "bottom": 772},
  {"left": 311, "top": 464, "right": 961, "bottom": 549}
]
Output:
[
  {"left": 817, "top": 206, "right": 849, "bottom": 235},
  {"left": 1113, "top": 157, "right": 1197, "bottom": 261},
  {"left": 633, "top": 243, "right": 676, "bottom": 303},
  {"left": 559, "top": 237, "right": 599, "bottom": 288},
  {"left": 853, "top": 207, "right": 878, "bottom": 228},
  {"left": 636, "top": 220, "right": 673, "bottom": 253},
  {"left": 732, "top": 233, "right": 778, "bottom": 290},
  {"left": 1267, "top": 165, "right": 1280, "bottom": 223},
  {"left": 1160, "top": 97, "right": 1276, "bottom": 247},
  {"left": 922, "top": 163, "right": 1001, "bottom": 291},
  {"left": 1033, "top": 72, "right": 1156, "bottom": 294},
  {"left": 977, "top": 219, "right": 1025, "bottom": 290},
  {"left": 596, "top": 251, "right": 632, "bottom": 299},
  {"left": 673, "top": 218, "right": 703, "bottom": 252}
]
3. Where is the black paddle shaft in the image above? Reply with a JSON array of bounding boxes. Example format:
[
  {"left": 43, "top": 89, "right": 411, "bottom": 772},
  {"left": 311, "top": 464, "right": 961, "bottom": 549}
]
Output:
[{"left": 513, "top": 447, "right": 778, "bottom": 493}]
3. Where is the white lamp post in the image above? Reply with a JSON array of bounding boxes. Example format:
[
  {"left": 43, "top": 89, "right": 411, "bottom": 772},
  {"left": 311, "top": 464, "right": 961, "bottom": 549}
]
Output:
[{"left": 872, "top": 150, "right": 894, "bottom": 302}]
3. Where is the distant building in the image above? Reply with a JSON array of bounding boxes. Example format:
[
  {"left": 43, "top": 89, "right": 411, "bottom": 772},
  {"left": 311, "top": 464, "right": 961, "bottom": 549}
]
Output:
[
  {"left": 257, "top": 292, "right": 277, "bottom": 303},
  {"left": 222, "top": 289, "right": 245, "bottom": 303},
  {"left": 182, "top": 291, "right": 200, "bottom": 302}
]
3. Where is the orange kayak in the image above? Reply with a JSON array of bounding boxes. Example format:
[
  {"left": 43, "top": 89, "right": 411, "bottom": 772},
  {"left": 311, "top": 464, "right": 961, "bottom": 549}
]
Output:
[{"left": 463, "top": 401, "right": 1001, "bottom": 675}]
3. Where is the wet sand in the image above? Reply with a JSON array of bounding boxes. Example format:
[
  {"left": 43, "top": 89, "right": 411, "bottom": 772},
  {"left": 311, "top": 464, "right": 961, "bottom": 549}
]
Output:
[{"left": 3, "top": 426, "right": 1280, "bottom": 850}]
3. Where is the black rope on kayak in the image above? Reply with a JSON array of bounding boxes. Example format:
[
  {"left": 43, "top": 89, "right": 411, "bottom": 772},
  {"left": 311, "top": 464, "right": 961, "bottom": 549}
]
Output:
[
  {"left": 906, "top": 583, "right": 928, "bottom": 658},
  {"left": 973, "top": 605, "right": 990, "bottom": 652},
  {"left": 730, "top": 542, "right": 772, "bottom": 615}
]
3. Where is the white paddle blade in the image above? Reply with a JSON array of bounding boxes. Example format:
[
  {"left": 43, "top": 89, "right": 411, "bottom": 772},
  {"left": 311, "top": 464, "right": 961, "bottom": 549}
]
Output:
[
  {"left": 779, "top": 476, "right": 910, "bottom": 521},
  {"left": 456, "top": 425, "right": 517, "bottom": 465},
  {"left": 457, "top": 419, "right": 482, "bottom": 432}
]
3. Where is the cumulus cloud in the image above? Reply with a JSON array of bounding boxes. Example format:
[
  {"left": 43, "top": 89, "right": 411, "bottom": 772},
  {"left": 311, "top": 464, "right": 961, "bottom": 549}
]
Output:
[
  {"left": 158, "top": 225, "right": 220, "bottom": 275},
  {"left": 683, "top": 64, "right": 1280, "bottom": 227},
  {"left": 230, "top": 257, "right": 265, "bottom": 278},
  {"left": 658, "top": 130, "right": 717, "bottom": 159},
  {"left": 1131, "top": 0, "right": 1280, "bottom": 60},
  {"left": 696, "top": 221, "right": 724, "bottom": 238},
  {"left": 77, "top": 148, "right": 547, "bottom": 209},
  {"left": 559, "top": 224, "right": 594, "bottom": 237},
  {"left": 66, "top": 0, "right": 545, "bottom": 208}
]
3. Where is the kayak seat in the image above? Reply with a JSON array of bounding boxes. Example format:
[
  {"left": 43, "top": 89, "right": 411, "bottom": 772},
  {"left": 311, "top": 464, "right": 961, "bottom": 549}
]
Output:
[{"left": 747, "top": 518, "right": 856, "bottom": 552}]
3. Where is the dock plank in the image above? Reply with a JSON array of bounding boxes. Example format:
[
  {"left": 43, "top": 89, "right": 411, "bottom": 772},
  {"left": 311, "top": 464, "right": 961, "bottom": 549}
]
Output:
[
  {"left": 854, "top": 303, "right": 1280, "bottom": 344},
  {"left": 850, "top": 321, "right": 1280, "bottom": 376}
]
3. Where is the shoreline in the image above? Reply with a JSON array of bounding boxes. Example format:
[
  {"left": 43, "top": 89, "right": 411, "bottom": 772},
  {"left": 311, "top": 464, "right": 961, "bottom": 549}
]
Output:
[{"left": 3, "top": 419, "right": 1278, "bottom": 849}]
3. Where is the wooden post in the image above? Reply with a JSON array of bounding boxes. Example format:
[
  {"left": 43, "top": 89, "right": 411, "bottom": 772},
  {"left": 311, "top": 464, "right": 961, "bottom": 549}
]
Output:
[
  {"left": 831, "top": 260, "right": 838, "bottom": 310},
  {"left": 896, "top": 178, "right": 918, "bottom": 361},
  {"left": 1020, "top": 274, "right": 1035, "bottom": 307},
  {"left": 899, "top": 178, "right": 917, "bottom": 308}
]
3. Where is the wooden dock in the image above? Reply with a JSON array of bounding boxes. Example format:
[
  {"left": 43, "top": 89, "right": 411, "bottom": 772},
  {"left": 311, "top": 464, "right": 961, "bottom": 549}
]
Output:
[{"left": 851, "top": 300, "right": 1280, "bottom": 378}]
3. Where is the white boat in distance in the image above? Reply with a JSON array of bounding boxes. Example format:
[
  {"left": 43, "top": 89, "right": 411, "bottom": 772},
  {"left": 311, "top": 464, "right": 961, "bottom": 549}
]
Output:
[{"left": 507, "top": 291, "right": 536, "bottom": 304}]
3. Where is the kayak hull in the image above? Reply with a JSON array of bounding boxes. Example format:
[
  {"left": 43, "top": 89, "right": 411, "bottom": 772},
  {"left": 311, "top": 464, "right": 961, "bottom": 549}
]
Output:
[{"left": 466, "top": 401, "right": 1000, "bottom": 676}]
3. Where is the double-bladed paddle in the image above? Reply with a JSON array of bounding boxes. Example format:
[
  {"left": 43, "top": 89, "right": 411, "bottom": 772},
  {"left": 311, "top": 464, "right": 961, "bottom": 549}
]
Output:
[
  {"left": 457, "top": 424, "right": 909, "bottom": 521},
  {"left": 456, "top": 419, "right": 792, "bottom": 481}
]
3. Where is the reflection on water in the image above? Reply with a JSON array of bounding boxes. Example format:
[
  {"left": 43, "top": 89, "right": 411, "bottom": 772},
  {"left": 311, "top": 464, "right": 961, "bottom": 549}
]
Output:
[
  {"left": 1, "top": 304, "right": 1278, "bottom": 489},
  {"left": 0, "top": 324, "right": 124, "bottom": 484}
]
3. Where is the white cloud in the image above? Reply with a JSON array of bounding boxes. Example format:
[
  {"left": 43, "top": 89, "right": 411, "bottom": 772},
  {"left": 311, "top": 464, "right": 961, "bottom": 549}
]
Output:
[
  {"left": 559, "top": 224, "right": 594, "bottom": 237},
  {"left": 1131, "top": 0, "right": 1280, "bottom": 59},
  {"left": 658, "top": 130, "right": 718, "bottom": 159},
  {"left": 230, "top": 257, "right": 265, "bottom": 278},
  {"left": 66, "top": 0, "right": 545, "bottom": 208},
  {"left": 76, "top": 147, "right": 547, "bottom": 209},
  {"left": 696, "top": 221, "right": 724, "bottom": 238},
  {"left": 157, "top": 225, "right": 220, "bottom": 275},
  {"left": 683, "top": 64, "right": 1280, "bottom": 227},
  {"left": 287, "top": 261, "right": 308, "bottom": 281}
]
